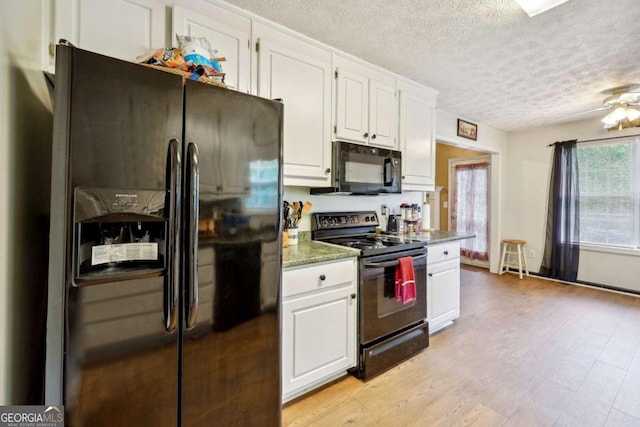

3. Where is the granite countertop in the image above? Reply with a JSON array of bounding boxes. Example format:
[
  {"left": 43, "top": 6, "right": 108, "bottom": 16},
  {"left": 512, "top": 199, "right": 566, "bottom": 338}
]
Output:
[
  {"left": 282, "top": 233, "right": 359, "bottom": 269},
  {"left": 282, "top": 230, "right": 474, "bottom": 268},
  {"left": 409, "top": 230, "right": 475, "bottom": 245}
]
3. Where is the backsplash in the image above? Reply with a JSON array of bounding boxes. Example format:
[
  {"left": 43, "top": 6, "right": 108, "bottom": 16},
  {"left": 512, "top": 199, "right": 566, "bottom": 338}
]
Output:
[{"left": 284, "top": 186, "right": 424, "bottom": 231}]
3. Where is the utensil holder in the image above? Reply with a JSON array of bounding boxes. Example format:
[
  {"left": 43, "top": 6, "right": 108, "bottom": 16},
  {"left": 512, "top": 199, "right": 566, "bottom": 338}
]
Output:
[{"left": 287, "top": 227, "right": 299, "bottom": 246}]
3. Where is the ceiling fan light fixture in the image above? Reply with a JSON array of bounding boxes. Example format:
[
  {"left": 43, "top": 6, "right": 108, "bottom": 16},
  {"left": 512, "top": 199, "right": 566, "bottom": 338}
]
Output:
[
  {"left": 601, "top": 105, "right": 640, "bottom": 129},
  {"left": 514, "top": 0, "right": 571, "bottom": 17}
]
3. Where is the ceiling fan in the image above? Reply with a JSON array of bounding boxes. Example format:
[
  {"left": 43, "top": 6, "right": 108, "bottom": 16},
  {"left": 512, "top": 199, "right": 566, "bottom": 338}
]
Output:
[{"left": 563, "top": 84, "right": 640, "bottom": 129}]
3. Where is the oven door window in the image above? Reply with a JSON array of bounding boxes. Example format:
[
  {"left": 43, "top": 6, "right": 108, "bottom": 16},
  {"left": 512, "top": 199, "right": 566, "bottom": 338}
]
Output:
[
  {"left": 377, "top": 266, "right": 415, "bottom": 317},
  {"left": 360, "top": 255, "right": 427, "bottom": 344}
]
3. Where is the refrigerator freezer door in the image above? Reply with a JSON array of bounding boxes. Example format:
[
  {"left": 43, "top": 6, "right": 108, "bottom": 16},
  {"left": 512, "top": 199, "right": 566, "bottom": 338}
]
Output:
[
  {"left": 182, "top": 81, "right": 283, "bottom": 425},
  {"left": 50, "top": 45, "right": 184, "bottom": 426}
]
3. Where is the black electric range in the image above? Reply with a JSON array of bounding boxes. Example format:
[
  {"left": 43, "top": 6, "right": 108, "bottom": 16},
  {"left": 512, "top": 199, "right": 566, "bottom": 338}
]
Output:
[{"left": 311, "top": 211, "right": 430, "bottom": 381}]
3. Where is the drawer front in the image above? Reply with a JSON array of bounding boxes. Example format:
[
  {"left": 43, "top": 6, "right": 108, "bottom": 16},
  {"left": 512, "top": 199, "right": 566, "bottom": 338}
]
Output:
[
  {"left": 428, "top": 241, "right": 460, "bottom": 264},
  {"left": 283, "top": 258, "right": 356, "bottom": 298}
]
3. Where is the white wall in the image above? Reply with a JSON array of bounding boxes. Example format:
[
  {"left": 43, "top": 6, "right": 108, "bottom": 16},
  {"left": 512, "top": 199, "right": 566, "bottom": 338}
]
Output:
[
  {"left": 0, "top": 0, "right": 53, "bottom": 404},
  {"left": 436, "top": 109, "right": 509, "bottom": 273},
  {"left": 507, "top": 116, "right": 640, "bottom": 292}
]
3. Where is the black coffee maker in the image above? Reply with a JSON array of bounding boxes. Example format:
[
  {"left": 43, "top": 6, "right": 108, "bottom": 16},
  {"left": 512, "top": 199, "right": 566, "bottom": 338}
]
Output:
[{"left": 387, "top": 214, "right": 402, "bottom": 234}]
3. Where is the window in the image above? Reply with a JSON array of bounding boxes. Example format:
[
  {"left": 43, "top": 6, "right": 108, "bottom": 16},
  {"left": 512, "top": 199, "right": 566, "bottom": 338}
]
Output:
[{"left": 576, "top": 137, "right": 640, "bottom": 248}]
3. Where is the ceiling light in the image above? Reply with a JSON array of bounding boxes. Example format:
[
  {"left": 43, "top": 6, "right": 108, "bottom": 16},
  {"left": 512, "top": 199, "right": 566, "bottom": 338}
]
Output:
[{"left": 515, "top": 0, "right": 571, "bottom": 17}]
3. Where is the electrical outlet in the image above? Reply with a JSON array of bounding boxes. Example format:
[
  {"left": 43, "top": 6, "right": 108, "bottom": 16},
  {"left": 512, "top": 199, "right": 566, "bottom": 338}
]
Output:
[
  {"left": 443, "top": 201, "right": 448, "bottom": 209},
  {"left": 529, "top": 249, "right": 535, "bottom": 258},
  {"left": 381, "top": 204, "right": 388, "bottom": 215}
]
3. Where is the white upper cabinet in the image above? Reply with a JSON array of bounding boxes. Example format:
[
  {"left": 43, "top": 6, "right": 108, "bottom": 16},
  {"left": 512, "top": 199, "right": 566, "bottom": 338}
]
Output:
[
  {"left": 54, "top": 0, "right": 167, "bottom": 62},
  {"left": 334, "top": 55, "right": 397, "bottom": 149},
  {"left": 335, "top": 68, "right": 368, "bottom": 142},
  {"left": 50, "top": 0, "right": 437, "bottom": 188},
  {"left": 172, "top": 4, "right": 251, "bottom": 93},
  {"left": 255, "top": 23, "right": 332, "bottom": 187},
  {"left": 368, "top": 79, "right": 397, "bottom": 148},
  {"left": 398, "top": 80, "right": 438, "bottom": 191}
]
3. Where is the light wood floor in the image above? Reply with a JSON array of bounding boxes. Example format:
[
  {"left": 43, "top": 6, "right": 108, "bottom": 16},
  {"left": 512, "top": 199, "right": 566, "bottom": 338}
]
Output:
[{"left": 283, "top": 266, "right": 640, "bottom": 426}]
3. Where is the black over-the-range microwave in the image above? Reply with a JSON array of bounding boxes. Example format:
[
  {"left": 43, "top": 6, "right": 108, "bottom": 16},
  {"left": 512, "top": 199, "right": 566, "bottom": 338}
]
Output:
[{"left": 310, "top": 141, "right": 402, "bottom": 195}]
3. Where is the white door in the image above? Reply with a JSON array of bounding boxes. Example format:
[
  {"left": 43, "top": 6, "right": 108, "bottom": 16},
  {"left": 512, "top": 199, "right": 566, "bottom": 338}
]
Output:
[
  {"left": 368, "top": 79, "right": 397, "bottom": 148},
  {"left": 257, "top": 38, "right": 332, "bottom": 186},
  {"left": 55, "top": 0, "right": 166, "bottom": 62},
  {"left": 172, "top": 5, "right": 251, "bottom": 93},
  {"left": 335, "top": 68, "right": 369, "bottom": 144},
  {"left": 449, "top": 157, "right": 491, "bottom": 267}
]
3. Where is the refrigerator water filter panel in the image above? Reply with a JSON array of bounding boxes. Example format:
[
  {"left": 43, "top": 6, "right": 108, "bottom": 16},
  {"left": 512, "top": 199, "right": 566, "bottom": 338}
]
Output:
[{"left": 91, "top": 242, "right": 158, "bottom": 265}]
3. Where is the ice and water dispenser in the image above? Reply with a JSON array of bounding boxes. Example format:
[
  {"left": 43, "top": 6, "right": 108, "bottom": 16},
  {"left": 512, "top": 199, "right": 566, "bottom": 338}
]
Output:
[{"left": 73, "top": 187, "right": 167, "bottom": 284}]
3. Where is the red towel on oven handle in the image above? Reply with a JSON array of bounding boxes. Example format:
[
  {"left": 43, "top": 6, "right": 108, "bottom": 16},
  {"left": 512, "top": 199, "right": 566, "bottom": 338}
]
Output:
[{"left": 395, "top": 256, "right": 416, "bottom": 304}]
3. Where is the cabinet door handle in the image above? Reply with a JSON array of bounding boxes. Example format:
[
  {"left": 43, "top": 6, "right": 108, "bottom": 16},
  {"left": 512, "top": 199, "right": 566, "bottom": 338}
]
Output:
[
  {"left": 319, "top": 274, "right": 326, "bottom": 281},
  {"left": 428, "top": 273, "right": 433, "bottom": 277},
  {"left": 325, "top": 168, "right": 331, "bottom": 174},
  {"left": 363, "top": 132, "right": 368, "bottom": 138},
  {"left": 371, "top": 134, "right": 377, "bottom": 139},
  {"left": 444, "top": 251, "right": 449, "bottom": 255},
  {"left": 350, "top": 293, "right": 356, "bottom": 299}
]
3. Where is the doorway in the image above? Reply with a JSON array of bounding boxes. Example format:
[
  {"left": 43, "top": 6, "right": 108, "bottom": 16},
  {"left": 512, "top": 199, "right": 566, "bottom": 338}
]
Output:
[{"left": 449, "top": 156, "right": 491, "bottom": 268}]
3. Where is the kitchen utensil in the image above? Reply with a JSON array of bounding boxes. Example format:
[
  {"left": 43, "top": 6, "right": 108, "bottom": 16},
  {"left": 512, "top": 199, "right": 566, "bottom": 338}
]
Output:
[
  {"left": 296, "top": 200, "right": 303, "bottom": 226},
  {"left": 301, "top": 201, "right": 313, "bottom": 217},
  {"left": 292, "top": 201, "right": 299, "bottom": 225}
]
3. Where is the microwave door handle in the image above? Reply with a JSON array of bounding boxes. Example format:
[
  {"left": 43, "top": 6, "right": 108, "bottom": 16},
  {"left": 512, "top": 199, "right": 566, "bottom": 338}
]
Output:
[{"left": 383, "top": 158, "right": 393, "bottom": 186}]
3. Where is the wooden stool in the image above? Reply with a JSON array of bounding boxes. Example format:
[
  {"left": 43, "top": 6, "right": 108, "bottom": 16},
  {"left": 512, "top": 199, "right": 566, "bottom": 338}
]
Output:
[{"left": 499, "top": 239, "right": 529, "bottom": 279}]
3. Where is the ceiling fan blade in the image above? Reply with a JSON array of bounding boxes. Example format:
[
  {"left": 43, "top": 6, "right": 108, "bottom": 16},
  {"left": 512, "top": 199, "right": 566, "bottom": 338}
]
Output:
[{"left": 559, "top": 105, "right": 612, "bottom": 121}]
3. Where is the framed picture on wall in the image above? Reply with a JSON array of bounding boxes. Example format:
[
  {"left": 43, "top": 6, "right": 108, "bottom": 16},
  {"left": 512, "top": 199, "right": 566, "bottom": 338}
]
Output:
[{"left": 457, "top": 119, "right": 478, "bottom": 141}]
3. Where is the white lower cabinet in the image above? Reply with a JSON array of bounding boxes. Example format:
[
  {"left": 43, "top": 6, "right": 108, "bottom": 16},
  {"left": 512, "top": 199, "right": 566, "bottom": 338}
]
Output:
[
  {"left": 427, "top": 241, "right": 461, "bottom": 333},
  {"left": 282, "top": 258, "right": 357, "bottom": 402}
]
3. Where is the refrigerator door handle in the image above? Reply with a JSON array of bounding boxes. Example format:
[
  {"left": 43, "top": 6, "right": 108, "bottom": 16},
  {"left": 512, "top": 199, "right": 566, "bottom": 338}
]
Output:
[
  {"left": 165, "top": 139, "right": 181, "bottom": 333},
  {"left": 185, "top": 142, "right": 199, "bottom": 329}
]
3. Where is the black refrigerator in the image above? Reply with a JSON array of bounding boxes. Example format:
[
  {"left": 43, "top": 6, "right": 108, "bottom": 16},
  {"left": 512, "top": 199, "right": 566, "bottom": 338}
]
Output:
[{"left": 45, "top": 44, "right": 283, "bottom": 426}]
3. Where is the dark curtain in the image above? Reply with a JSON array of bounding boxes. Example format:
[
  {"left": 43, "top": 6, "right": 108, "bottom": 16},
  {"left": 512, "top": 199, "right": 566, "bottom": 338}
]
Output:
[{"left": 540, "top": 140, "right": 580, "bottom": 281}]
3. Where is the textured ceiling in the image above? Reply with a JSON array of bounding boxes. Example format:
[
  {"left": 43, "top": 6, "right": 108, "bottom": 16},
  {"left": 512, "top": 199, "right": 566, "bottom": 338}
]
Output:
[{"left": 223, "top": 0, "right": 640, "bottom": 132}]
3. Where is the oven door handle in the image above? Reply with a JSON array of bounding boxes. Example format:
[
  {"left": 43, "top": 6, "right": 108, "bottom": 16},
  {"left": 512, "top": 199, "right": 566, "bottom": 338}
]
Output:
[{"left": 363, "top": 254, "right": 426, "bottom": 268}]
